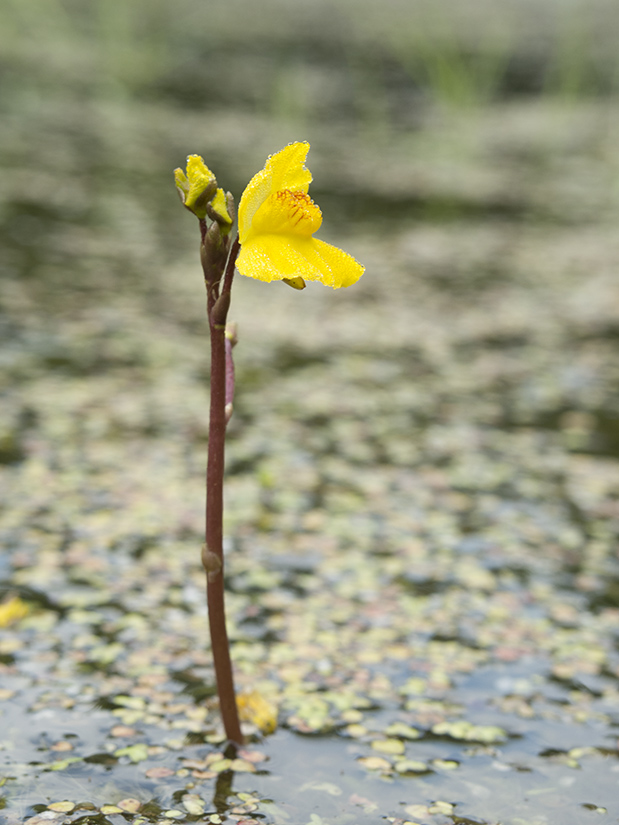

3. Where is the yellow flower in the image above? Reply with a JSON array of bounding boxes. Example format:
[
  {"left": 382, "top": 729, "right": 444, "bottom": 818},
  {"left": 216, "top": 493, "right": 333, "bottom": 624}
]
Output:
[
  {"left": 174, "top": 154, "right": 217, "bottom": 220},
  {"left": 236, "top": 142, "right": 364, "bottom": 289}
]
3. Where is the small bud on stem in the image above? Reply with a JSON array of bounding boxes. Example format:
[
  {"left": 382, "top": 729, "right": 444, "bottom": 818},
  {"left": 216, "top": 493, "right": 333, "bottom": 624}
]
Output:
[{"left": 201, "top": 544, "right": 223, "bottom": 582}]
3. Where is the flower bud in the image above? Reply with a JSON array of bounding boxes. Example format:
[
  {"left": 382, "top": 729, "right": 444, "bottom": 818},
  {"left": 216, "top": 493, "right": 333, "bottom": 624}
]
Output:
[
  {"left": 211, "top": 291, "right": 231, "bottom": 328},
  {"left": 201, "top": 220, "right": 228, "bottom": 282},
  {"left": 206, "top": 188, "right": 234, "bottom": 231},
  {"left": 174, "top": 155, "right": 218, "bottom": 220}
]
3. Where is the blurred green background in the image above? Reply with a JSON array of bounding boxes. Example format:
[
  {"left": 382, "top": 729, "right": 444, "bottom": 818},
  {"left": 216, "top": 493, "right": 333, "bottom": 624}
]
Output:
[{"left": 1, "top": 0, "right": 618, "bottom": 319}]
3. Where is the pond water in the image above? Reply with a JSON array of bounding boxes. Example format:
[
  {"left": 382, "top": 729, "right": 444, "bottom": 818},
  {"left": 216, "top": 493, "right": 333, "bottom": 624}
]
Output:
[{"left": 2, "top": 2, "right": 619, "bottom": 824}]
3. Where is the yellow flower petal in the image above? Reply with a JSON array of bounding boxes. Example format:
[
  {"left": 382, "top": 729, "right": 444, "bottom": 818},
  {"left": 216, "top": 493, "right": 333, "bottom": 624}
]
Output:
[
  {"left": 238, "top": 142, "right": 312, "bottom": 242},
  {"left": 236, "top": 235, "right": 363, "bottom": 289},
  {"left": 268, "top": 142, "right": 313, "bottom": 194},
  {"left": 310, "top": 238, "right": 365, "bottom": 288}
]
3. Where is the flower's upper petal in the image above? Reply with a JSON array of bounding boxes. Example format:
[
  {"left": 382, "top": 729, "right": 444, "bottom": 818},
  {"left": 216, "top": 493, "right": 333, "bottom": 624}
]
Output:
[
  {"left": 236, "top": 234, "right": 364, "bottom": 289},
  {"left": 268, "top": 142, "right": 312, "bottom": 194},
  {"left": 238, "top": 142, "right": 312, "bottom": 242},
  {"left": 237, "top": 166, "right": 271, "bottom": 243}
]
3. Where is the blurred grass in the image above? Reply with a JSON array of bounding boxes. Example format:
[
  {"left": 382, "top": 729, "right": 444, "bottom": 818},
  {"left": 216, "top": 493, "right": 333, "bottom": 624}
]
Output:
[{"left": 1, "top": 0, "right": 618, "bottom": 111}]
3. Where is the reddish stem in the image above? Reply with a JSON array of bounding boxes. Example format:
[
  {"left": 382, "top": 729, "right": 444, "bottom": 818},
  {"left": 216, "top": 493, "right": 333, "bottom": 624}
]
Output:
[{"left": 202, "top": 231, "right": 242, "bottom": 745}]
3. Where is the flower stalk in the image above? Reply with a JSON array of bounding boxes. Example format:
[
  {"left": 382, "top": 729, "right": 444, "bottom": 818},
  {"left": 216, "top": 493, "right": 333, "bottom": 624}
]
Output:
[{"left": 200, "top": 224, "right": 243, "bottom": 745}]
